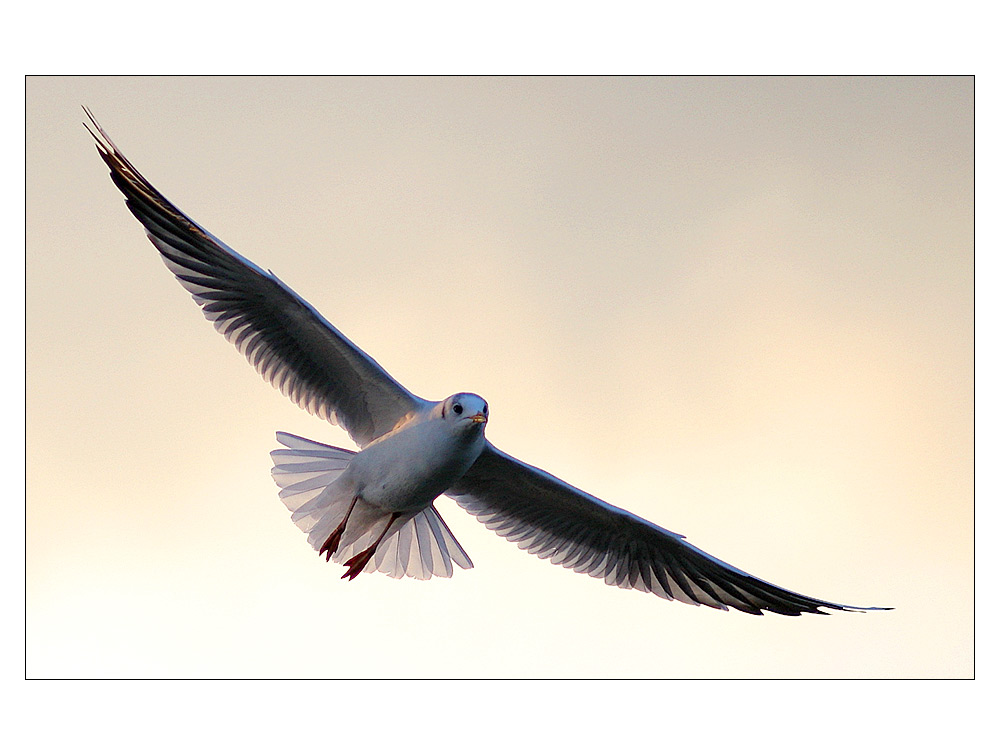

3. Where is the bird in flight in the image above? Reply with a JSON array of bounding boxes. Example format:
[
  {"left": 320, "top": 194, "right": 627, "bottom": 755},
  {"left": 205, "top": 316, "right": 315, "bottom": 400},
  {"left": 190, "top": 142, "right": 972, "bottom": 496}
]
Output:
[{"left": 85, "top": 108, "right": 890, "bottom": 616}]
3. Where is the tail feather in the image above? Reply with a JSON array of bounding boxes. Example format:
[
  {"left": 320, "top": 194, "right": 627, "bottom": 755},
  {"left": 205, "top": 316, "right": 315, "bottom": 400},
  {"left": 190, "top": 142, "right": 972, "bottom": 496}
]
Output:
[
  {"left": 270, "top": 432, "right": 356, "bottom": 519},
  {"left": 270, "top": 432, "right": 473, "bottom": 580},
  {"left": 369, "top": 507, "right": 474, "bottom": 579},
  {"left": 273, "top": 431, "right": 354, "bottom": 456}
]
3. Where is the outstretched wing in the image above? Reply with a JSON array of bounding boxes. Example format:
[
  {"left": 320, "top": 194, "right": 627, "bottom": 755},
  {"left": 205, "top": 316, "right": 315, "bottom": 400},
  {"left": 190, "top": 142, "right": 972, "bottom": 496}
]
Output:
[
  {"left": 86, "top": 108, "right": 429, "bottom": 447},
  {"left": 448, "top": 444, "right": 890, "bottom": 616}
]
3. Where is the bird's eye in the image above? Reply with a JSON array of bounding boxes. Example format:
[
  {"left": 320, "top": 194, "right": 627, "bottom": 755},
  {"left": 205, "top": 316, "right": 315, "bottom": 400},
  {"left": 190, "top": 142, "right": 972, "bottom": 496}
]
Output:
[
  {"left": 482, "top": 403, "right": 488, "bottom": 415},
  {"left": 453, "top": 403, "right": 463, "bottom": 415}
]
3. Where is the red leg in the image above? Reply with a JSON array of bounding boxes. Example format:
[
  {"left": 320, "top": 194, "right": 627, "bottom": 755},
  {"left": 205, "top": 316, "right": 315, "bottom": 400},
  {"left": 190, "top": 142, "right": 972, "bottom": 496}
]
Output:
[
  {"left": 341, "top": 512, "right": 401, "bottom": 581},
  {"left": 319, "top": 496, "right": 359, "bottom": 562}
]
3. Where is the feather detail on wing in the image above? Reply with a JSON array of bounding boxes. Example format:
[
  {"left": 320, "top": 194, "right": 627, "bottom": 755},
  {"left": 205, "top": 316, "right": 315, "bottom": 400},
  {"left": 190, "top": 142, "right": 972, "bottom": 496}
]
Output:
[
  {"left": 447, "top": 444, "right": 890, "bottom": 616},
  {"left": 86, "top": 109, "right": 427, "bottom": 447}
]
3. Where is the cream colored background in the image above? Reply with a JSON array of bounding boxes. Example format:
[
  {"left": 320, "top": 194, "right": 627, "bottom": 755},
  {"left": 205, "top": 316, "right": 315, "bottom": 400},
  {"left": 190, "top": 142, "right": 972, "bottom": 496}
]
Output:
[{"left": 26, "top": 76, "right": 972, "bottom": 678}]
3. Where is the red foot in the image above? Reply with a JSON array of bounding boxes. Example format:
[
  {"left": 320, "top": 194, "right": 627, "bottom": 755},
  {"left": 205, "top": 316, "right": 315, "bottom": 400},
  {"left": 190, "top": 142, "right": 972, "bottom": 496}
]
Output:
[
  {"left": 341, "top": 547, "right": 376, "bottom": 580},
  {"left": 319, "top": 497, "right": 359, "bottom": 562},
  {"left": 319, "top": 527, "right": 345, "bottom": 562},
  {"left": 338, "top": 512, "right": 399, "bottom": 581}
]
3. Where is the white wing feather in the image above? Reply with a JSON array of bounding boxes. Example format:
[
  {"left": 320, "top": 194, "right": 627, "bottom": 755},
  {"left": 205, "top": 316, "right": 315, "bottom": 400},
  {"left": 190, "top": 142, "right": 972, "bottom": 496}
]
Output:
[
  {"left": 447, "top": 444, "right": 888, "bottom": 615},
  {"left": 87, "top": 109, "right": 429, "bottom": 447}
]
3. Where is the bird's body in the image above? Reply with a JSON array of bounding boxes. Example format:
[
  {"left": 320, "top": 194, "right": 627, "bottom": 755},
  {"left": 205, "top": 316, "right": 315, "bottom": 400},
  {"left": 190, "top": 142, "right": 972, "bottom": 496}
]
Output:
[
  {"left": 275, "top": 394, "right": 489, "bottom": 579},
  {"left": 86, "top": 108, "right": 890, "bottom": 615},
  {"left": 345, "top": 394, "right": 488, "bottom": 514}
]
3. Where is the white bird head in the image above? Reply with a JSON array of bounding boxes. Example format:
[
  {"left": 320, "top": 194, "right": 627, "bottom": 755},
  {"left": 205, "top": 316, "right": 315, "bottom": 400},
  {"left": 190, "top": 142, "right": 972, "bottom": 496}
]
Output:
[{"left": 441, "top": 393, "right": 489, "bottom": 432}]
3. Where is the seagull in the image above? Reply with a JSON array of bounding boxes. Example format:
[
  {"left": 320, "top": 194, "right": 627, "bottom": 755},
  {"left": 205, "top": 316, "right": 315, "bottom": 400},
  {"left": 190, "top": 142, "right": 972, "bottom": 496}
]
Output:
[{"left": 85, "top": 108, "right": 890, "bottom": 616}]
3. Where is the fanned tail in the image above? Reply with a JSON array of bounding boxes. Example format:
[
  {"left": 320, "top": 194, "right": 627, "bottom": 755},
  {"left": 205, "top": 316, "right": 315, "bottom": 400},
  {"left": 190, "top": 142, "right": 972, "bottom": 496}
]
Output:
[{"left": 270, "top": 432, "right": 473, "bottom": 579}]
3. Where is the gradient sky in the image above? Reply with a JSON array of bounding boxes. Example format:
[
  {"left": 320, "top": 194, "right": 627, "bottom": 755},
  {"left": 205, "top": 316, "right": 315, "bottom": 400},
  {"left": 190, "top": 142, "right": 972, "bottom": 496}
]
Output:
[{"left": 26, "top": 76, "right": 972, "bottom": 679}]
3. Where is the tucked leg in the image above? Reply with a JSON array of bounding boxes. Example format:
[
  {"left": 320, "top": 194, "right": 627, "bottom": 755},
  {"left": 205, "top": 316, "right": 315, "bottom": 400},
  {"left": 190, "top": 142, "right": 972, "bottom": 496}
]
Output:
[
  {"left": 341, "top": 512, "right": 402, "bottom": 580},
  {"left": 319, "top": 495, "right": 359, "bottom": 562}
]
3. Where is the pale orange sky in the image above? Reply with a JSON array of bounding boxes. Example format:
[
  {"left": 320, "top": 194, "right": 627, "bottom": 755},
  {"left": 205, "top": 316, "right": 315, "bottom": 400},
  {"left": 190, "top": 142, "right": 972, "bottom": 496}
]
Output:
[{"left": 26, "top": 76, "right": 972, "bottom": 679}]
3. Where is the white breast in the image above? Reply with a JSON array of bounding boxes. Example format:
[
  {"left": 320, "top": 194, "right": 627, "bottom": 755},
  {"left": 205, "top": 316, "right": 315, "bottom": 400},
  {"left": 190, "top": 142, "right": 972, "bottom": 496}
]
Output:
[{"left": 346, "top": 415, "right": 485, "bottom": 512}]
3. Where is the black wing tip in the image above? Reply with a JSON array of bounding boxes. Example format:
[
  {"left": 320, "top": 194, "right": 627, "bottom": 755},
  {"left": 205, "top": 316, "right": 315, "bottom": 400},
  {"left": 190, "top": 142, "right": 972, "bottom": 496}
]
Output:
[
  {"left": 795, "top": 603, "right": 893, "bottom": 617},
  {"left": 82, "top": 105, "right": 113, "bottom": 155},
  {"left": 731, "top": 604, "right": 892, "bottom": 617},
  {"left": 82, "top": 107, "right": 101, "bottom": 144},
  {"left": 847, "top": 605, "right": 894, "bottom": 612}
]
